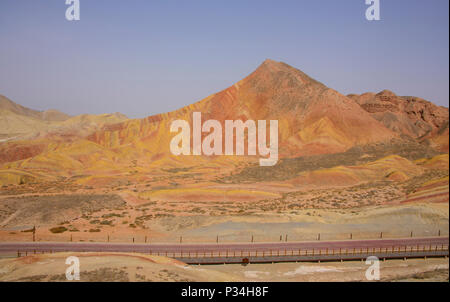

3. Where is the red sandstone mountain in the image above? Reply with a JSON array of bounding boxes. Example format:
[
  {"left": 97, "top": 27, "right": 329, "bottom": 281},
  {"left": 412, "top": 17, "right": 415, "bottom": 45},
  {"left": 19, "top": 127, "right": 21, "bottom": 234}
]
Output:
[
  {"left": 348, "top": 90, "right": 449, "bottom": 152},
  {"left": 88, "top": 59, "right": 396, "bottom": 158},
  {"left": 1, "top": 60, "right": 447, "bottom": 179}
]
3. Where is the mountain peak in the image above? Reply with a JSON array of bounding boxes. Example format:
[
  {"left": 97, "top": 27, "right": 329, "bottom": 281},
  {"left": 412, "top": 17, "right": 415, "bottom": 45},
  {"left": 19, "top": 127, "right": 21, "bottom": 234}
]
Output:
[
  {"left": 258, "top": 58, "right": 291, "bottom": 71},
  {"left": 250, "top": 59, "right": 326, "bottom": 90},
  {"left": 261, "top": 58, "right": 279, "bottom": 65},
  {"left": 376, "top": 89, "right": 396, "bottom": 97}
]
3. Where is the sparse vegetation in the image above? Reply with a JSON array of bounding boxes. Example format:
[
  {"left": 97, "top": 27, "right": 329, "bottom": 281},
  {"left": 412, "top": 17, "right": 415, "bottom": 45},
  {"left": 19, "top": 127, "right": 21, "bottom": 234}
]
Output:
[
  {"left": 218, "top": 139, "right": 440, "bottom": 183},
  {"left": 49, "top": 226, "right": 68, "bottom": 233}
]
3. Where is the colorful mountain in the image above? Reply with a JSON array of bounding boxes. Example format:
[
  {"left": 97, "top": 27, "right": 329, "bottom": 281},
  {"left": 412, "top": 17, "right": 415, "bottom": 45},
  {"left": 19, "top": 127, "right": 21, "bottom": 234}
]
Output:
[{"left": 0, "top": 60, "right": 448, "bottom": 187}]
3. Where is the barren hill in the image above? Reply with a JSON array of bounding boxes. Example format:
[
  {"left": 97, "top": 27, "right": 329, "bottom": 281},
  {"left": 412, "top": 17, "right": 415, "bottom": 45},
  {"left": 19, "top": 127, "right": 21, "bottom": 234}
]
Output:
[
  {"left": 348, "top": 90, "right": 449, "bottom": 152},
  {"left": 0, "top": 95, "right": 72, "bottom": 141},
  {"left": 0, "top": 95, "right": 128, "bottom": 141},
  {"left": 0, "top": 94, "right": 70, "bottom": 122},
  {"left": 0, "top": 60, "right": 447, "bottom": 187},
  {"left": 88, "top": 59, "right": 396, "bottom": 158}
]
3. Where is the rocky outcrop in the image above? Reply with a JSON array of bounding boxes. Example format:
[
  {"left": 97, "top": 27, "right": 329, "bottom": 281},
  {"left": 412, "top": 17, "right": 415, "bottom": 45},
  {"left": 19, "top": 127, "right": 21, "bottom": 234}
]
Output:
[{"left": 349, "top": 90, "right": 449, "bottom": 152}]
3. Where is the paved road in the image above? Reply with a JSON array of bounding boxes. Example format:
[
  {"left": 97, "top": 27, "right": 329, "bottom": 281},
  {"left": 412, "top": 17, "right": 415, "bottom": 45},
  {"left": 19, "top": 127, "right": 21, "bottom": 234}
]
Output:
[{"left": 0, "top": 237, "right": 448, "bottom": 255}]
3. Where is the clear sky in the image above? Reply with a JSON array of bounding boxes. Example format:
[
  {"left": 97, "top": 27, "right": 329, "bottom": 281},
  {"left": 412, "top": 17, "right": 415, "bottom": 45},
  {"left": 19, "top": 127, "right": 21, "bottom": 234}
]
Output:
[{"left": 0, "top": 0, "right": 448, "bottom": 118}]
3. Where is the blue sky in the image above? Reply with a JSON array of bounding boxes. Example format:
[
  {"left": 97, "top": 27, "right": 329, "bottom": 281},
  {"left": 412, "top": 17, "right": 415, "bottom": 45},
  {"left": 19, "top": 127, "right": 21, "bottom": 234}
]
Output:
[{"left": 0, "top": 0, "right": 448, "bottom": 118}]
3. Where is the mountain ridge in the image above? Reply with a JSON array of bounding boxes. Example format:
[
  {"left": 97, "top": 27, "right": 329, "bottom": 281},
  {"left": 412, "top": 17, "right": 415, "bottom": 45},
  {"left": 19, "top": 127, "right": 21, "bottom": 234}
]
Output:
[
  {"left": 0, "top": 59, "right": 448, "bottom": 186},
  {"left": 88, "top": 59, "right": 397, "bottom": 158},
  {"left": 0, "top": 94, "right": 129, "bottom": 143},
  {"left": 348, "top": 89, "right": 449, "bottom": 152},
  {"left": 0, "top": 94, "right": 71, "bottom": 122}
]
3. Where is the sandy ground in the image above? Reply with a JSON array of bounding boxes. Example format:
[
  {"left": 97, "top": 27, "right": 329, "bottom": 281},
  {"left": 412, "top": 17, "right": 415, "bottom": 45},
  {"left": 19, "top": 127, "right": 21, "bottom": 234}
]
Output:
[
  {"left": 204, "top": 258, "right": 449, "bottom": 282},
  {"left": 0, "top": 202, "right": 447, "bottom": 244},
  {"left": 0, "top": 252, "right": 240, "bottom": 282},
  {"left": 0, "top": 252, "right": 447, "bottom": 282}
]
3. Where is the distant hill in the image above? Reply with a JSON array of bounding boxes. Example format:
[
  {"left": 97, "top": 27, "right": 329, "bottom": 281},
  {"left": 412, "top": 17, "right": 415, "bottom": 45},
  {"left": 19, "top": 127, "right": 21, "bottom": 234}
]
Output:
[
  {"left": 0, "top": 94, "right": 128, "bottom": 142},
  {"left": 0, "top": 94, "right": 71, "bottom": 121}
]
